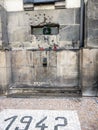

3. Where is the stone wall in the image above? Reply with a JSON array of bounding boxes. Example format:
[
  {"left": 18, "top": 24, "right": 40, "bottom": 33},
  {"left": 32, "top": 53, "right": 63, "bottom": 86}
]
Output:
[
  {"left": 0, "top": 5, "right": 8, "bottom": 48},
  {"left": 82, "top": 0, "right": 98, "bottom": 96},
  {"left": 10, "top": 50, "right": 79, "bottom": 88},
  {"left": 85, "top": 0, "right": 98, "bottom": 47},
  {"left": 0, "top": 0, "right": 98, "bottom": 97},
  {"left": 8, "top": 8, "right": 80, "bottom": 50},
  {"left": 82, "top": 49, "right": 98, "bottom": 96},
  {"left": 0, "top": 51, "right": 11, "bottom": 94}
]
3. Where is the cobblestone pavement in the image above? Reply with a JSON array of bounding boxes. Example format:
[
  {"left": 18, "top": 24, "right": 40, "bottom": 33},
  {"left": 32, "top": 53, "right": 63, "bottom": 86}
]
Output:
[{"left": 0, "top": 97, "right": 98, "bottom": 130}]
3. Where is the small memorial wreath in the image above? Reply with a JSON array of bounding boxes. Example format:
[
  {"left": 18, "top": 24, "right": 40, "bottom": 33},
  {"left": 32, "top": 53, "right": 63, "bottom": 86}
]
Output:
[{"left": 43, "top": 26, "right": 51, "bottom": 35}]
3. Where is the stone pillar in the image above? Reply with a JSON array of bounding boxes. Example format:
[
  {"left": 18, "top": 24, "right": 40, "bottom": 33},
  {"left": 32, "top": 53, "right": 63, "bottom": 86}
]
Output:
[
  {"left": 0, "top": 51, "right": 11, "bottom": 94},
  {"left": 0, "top": 1, "right": 8, "bottom": 48},
  {"left": 0, "top": 6, "right": 3, "bottom": 49},
  {"left": 82, "top": 0, "right": 98, "bottom": 96}
]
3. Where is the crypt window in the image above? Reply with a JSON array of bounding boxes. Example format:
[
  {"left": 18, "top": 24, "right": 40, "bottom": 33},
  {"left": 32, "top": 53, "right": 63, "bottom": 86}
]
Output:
[
  {"left": 23, "top": 0, "right": 65, "bottom": 11},
  {"left": 31, "top": 24, "right": 59, "bottom": 35}
]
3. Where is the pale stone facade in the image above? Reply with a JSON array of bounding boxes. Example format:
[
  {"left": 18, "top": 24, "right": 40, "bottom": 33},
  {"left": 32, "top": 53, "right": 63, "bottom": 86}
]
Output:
[{"left": 0, "top": 0, "right": 98, "bottom": 97}]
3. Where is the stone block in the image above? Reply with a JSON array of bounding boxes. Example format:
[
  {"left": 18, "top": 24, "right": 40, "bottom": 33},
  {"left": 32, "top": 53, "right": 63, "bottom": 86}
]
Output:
[
  {"left": 33, "top": 51, "right": 57, "bottom": 67},
  {"left": 87, "top": 28, "right": 98, "bottom": 39},
  {"left": 88, "top": 19, "right": 98, "bottom": 29},
  {"left": 10, "top": 50, "right": 80, "bottom": 88},
  {"left": 82, "top": 49, "right": 98, "bottom": 96},
  {"left": 55, "top": 1, "right": 65, "bottom": 9},
  {"left": 95, "top": 3, "right": 98, "bottom": 19},
  {"left": 34, "top": 4, "right": 55, "bottom": 10},
  {"left": 0, "top": 68, "right": 7, "bottom": 85},
  {"left": 4, "top": 0, "right": 23, "bottom": 12},
  {"left": 87, "top": 0, "right": 95, "bottom": 19},
  {"left": 57, "top": 50, "right": 79, "bottom": 87},
  {"left": 24, "top": 3, "right": 34, "bottom": 11},
  {"left": 66, "top": 0, "right": 80, "bottom": 8},
  {"left": 12, "top": 66, "right": 35, "bottom": 84},
  {"left": 75, "top": 8, "right": 80, "bottom": 24},
  {"left": 8, "top": 8, "right": 80, "bottom": 47},
  {"left": 1, "top": 7, "right": 8, "bottom": 45},
  {"left": 86, "top": 0, "right": 98, "bottom": 48},
  {"left": 35, "top": 67, "right": 57, "bottom": 85},
  {"left": 5, "top": 51, "right": 11, "bottom": 68},
  {"left": 8, "top": 26, "right": 30, "bottom": 42},
  {"left": 11, "top": 51, "right": 34, "bottom": 67},
  {"left": 25, "top": 9, "right": 75, "bottom": 25},
  {"left": 59, "top": 25, "right": 80, "bottom": 41},
  {"left": 8, "top": 12, "right": 29, "bottom": 26},
  {"left": 0, "top": 51, "right": 6, "bottom": 67},
  {"left": 0, "top": 67, "right": 11, "bottom": 92}
]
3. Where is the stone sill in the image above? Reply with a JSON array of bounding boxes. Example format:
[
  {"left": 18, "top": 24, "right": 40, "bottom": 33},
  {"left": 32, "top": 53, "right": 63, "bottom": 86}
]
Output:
[{"left": 24, "top": 1, "right": 66, "bottom": 11}]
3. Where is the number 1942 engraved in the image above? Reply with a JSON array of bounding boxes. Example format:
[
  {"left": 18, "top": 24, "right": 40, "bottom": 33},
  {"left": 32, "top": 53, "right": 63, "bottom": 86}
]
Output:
[{"left": 4, "top": 116, "right": 67, "bottom": 130}]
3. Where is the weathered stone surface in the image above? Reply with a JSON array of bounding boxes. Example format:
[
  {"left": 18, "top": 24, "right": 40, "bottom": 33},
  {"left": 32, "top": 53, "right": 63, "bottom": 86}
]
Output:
[
  {"left": 10, "top": 50, "right": 80, "bottom": 88},
  {"left": 86, "top": 0, "right": 98, "bottom": 48},
  {"left": 33, "top": 51, "right": 57, "bottom": 67},
  {"left": 27, "top": 9, "right": 75, "bottom": 25},
  {"left": 82, "top": 49, "right": 98, "bottom": 96},
  {"left": 0, "top": 51, "right": 11, "bottom": 67},
  {"left": 1, "top": 8, "right": 8, "bottom": 46},
  {"left": 0, "top": 51, "right": 6, "bottom": 67},
  {"left": 7, "top": 8, "right": 80, "bottom": 48},
  {"left": 0, "top": 67, "right": 11, "bottom": 93},
  {"left": 88, "top": 19, "right": 98, "bottom": 29},
  {"left": 59, "top": 25, "right": 80, "bottom": 41},
  {"left": 11, "top": 51, "right": 34, "bottom": 67},
  {"left": 0, "top": 68, "right": 7, "bottom": 85},
  {"left": 35, "top": 67, "right": 57, "bottom": 85},
  {"left": 87, "top": 0, "right": 95, "bottom": 19},
  {"left": 12, "top": 66, "right": 35, "bottom": 84},
  {"left": 75, "top": 8, "right": 80, "bottom": 24},
  {"left": 0, "top": 51, "right": 11, "bottom": 94},
  {"left": 57, "top": 50, "right": 79, "bottom": 87}
]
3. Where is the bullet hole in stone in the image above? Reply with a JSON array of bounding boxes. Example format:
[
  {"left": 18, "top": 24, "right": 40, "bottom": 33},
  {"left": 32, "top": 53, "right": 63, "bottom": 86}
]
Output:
[
  {"left": 25, "top": 13, "right": 29, "bottom": 15},
  {"left": 43, "top": 58, "right": 47, "bottom": 67}
]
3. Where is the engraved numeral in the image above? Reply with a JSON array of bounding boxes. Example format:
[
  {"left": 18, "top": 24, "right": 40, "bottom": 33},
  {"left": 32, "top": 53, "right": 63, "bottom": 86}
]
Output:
[
  {"left": 15, "top": 116, "right": 33, "bottom": 130},
  {"left": 54, "top": 117, "right": 67, "bottom": 130},
  {"left": 4, "top": 116, "right": 18, "bottom": 130},
  {"left": 35, "top": 116, "right": 48, "bottom": 130}
]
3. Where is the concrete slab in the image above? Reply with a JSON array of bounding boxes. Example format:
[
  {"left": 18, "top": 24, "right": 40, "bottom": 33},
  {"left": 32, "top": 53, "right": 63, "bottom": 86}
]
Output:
[{"left": 0, "top": 109, "right": 81, "bottom": 130}]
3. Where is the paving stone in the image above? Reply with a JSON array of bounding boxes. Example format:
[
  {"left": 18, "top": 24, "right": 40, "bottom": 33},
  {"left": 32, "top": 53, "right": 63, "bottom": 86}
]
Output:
[{"left": 0, "top": 97, "right": 98, "bottom": 130}]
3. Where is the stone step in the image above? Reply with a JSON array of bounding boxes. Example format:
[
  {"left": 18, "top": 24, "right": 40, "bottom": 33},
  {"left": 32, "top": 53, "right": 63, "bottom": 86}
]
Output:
[
  {"left": 7, "top": 91, "right": 82, "bottom": 98},
  {"left": 7, "top": 85, "right": 82, "bottom": 98}
]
